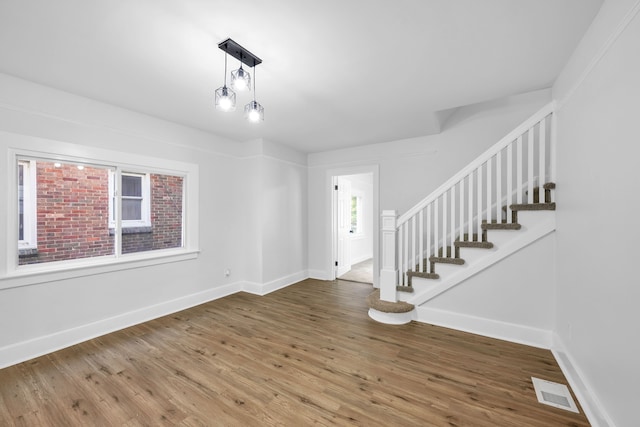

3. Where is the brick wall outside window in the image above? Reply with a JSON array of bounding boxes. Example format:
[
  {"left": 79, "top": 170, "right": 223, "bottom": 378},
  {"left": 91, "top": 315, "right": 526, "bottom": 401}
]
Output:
[
  {"left": 121, "top": 174, "right": 183, "bottom": 253},
  {"left": 151, "top": 174, "right": 183, "bottom": 250},
  {"left": 19, "top": 163, "right": 113, "bottom": 265},
  {"left": 19, "top": 163, "right": 183, "bottom": 265}
]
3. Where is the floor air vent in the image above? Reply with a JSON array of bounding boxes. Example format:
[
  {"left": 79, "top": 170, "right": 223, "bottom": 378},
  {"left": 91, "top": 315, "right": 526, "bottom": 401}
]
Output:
[{"left": 531, "top": 377, "right": 579, "bottom": 413}]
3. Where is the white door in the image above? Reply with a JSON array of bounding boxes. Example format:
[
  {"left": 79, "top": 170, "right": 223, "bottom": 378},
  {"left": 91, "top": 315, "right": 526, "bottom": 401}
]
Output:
[{"left": 336, "top": 176, "right": 352, "bottom": 277}]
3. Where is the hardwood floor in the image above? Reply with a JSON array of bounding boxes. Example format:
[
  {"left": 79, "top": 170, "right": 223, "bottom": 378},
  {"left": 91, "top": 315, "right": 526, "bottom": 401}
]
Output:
[{"left": 0, "top": 279, "right": 589, "bottom": 426}]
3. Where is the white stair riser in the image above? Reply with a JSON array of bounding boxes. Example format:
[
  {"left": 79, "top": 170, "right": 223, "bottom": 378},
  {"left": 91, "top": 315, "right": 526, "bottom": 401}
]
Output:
[
  {"left": 399, "top": 277, "right": 440, "bottom": 301},
  {"left": 516, "top": 209, "right": 555, "bottom": 224},
  {"left": 407, "top": 215, "right": 556, "bottom": 306},
  {"left": 412, "top": 277, "right": 440, "bottom": 292},
  {"left": 456, "top": 246, "right": 496, "bottom": 264},
  {"left": 397, "top": 292, "right": 411, "bottom": 302},
  {"left": 484, "top": 229, "right": 522, "bottom": 247},
  {"left": 430, "top": 262, "right": 466, "bottom": 277}
]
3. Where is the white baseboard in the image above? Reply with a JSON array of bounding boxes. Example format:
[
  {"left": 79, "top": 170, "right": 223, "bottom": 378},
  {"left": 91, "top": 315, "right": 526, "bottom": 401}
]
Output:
[
  {"left": 242, "top": 270, "right": 309, "bottom": 296},
  {"left": 415, "top": 306, "right": 552, "bottom": 349},
  {"left": 307, "top": 269, "right": 331, "bottom": 281},
  {"left": 551, "top": 333, "right": 614, "bottom": 427},
  {"left": 0, "top": 271, "right": 315, "bottom": 369},
  {"left": 0, "top": 282, "right": 242, "bottom": 370}
]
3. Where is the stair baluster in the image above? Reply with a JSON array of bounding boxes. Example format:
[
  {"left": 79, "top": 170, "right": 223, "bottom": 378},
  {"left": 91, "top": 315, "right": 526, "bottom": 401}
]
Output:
[{"left": 379, "top": 102, "right": 557, "bottom": 303}]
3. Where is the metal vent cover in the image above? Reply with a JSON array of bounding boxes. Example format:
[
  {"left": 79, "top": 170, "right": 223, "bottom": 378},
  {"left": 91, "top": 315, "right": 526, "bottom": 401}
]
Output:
[{"left": 532, "top": 377, "right": 579, "bottom": 413}]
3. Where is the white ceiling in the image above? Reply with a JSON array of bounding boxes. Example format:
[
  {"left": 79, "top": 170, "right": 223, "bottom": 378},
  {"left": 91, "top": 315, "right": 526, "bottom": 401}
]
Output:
[{"left": 0, "top": 0, "right": 602, "bottom": 153}]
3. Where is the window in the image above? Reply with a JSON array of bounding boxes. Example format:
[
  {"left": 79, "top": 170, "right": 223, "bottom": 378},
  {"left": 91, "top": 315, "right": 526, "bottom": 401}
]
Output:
[
  {"left": 18, "top": 162, "right": 24, "bottom": 241},
  {"left": 122, "top": 174, "right": 144, "bottom": 221},
  {"left": 350, "top": 195, "right": 363, "bottom": 235},
  {"left": 14, "top": 156, "right": 186, "bottom": 266},
  {"left": 108, "top": 172, "right": 151, "bottom": 228},
  {"left": 17, "top": 160, "right": 116, "bottom": 265},
  {"left": 17, "top": 160, "right": 37, "bottom": 252},
  {"left": 2, "top": 136, "right": 198, "bottom": 286}
]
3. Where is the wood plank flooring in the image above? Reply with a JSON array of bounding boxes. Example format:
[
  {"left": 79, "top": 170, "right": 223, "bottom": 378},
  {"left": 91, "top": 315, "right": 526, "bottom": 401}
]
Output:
[{"left": 0, "top": 279, "right": 589, "bottom": 426}]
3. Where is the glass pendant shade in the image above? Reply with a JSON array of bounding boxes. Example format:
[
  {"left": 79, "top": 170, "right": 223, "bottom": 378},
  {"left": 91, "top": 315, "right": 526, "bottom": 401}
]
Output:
[
  {"left": 231, "top": 66, "right": 251, "bottom": 91},
  {"left": 215, "top": 85, "right": 236, "bottom": 112},
  {"left": 244, "top": 100, "right": 264, "bottom": 123},
  {"left": 215, "top": 39, "right": 263, "bottom": 120}
]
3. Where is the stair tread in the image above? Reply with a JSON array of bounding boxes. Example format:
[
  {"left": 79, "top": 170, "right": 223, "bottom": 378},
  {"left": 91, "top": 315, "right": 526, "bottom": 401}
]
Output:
[
  {"left": 407, "top": 271, "right": 440, "bottom": 280},
  {"left": 396, "top": 285, "right": 414, "bottom": 293},
  {"left": 454, "top": 241, "right": 494, "bottom": 249},
  {"left": 543, "top": 182, "right": 556, "bottom": 190},
  {"left": 481, "top": 222, "right": 522, "bottom": 230},
  {"left": 429, "top": 256, "right": 465, "bottom": 265},
  {"left": 366, "top": 290, "right": 414, "bottom": 313},
  {"left": 510, "top": 202, "right": 556, "bottom": 211}
]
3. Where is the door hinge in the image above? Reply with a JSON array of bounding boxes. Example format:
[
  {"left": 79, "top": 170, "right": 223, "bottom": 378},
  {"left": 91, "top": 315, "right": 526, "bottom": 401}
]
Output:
[
  {"left": 334, "top": 185, "right": 338, "bottom": 190},
  {"left": 335, "top": 261, "right": 338, "bottom": 266}
]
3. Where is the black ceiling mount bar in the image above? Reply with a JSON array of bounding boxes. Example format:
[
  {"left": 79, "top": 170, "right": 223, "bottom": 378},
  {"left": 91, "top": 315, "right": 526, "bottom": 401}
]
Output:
[{"left": 218, "top": 38, "right": 262, "bottom": 67}]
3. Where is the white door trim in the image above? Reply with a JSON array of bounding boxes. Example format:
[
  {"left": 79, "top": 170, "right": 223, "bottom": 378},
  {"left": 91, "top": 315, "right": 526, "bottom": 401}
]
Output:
[
  {"left": 327, "top": 165, "right": 380, "bottom": 288},
  {"left": 336, "top": 176, "right": 352, "bottom": 277}
]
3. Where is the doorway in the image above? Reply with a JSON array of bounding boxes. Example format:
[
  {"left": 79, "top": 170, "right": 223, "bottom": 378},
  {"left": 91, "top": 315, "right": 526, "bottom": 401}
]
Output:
[{"left": 332, "top": 172, "right": 375, "bottom": 284}]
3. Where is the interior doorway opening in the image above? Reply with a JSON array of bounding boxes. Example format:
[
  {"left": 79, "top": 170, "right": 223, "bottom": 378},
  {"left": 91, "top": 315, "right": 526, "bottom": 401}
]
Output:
[{"left": 333, "top": 172, "right": 374, "bottom": 284}]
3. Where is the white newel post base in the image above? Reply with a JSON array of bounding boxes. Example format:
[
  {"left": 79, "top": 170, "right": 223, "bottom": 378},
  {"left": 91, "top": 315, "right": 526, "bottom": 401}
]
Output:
[
  {"left": 380, "top": 270, "right": 397, "bottom": 301},
  {"left": 380, "top": 210, "right": 398, "bottom": 302},
  {"left": 368, "top": 309, "right": 414, "bottom": 325}
]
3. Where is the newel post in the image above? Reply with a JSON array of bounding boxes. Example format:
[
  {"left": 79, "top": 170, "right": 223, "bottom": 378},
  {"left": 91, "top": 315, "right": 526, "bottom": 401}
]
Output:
[{"left": 380, "top": 210, "right": 398, "bottom": 302}]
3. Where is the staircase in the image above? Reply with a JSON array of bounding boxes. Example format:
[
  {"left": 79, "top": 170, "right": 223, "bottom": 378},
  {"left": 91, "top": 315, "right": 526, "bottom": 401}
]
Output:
[{"left": 370, "top": 102, "right": 557, "bottom": 325}]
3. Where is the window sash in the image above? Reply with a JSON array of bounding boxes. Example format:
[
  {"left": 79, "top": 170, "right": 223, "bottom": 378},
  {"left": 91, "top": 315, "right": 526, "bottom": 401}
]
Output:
[
  {"left": 18, "top": 163, "right": 24, "bottom": 241},
  {"left": 108, "top": 172, "right": 151, "bottom": 227},
  {"left": 17, "top": 160, "right": 37, "bottom": 249}
]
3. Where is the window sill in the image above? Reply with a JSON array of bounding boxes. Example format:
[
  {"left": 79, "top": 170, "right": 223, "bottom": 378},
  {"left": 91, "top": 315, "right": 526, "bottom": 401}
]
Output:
[
  {"left": 18, "top": 247, "right": 39, "bottom": 257},
  {"left": 0, "top": 249, "right": 199, "bottom": 290},
  {"left": 108, "top": 226, "right": 153, "bottom": 235}
]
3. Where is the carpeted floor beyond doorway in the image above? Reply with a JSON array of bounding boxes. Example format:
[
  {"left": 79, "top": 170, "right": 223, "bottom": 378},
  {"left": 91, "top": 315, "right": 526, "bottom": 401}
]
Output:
[{"left": 338, "top": 258, "right": 373, "bottom": 283}]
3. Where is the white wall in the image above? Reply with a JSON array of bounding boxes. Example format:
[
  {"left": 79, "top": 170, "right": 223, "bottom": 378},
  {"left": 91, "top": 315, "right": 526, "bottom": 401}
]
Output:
[
  {"left": 0, "top": 74, "right": 308, "bottom": 367},
  {"left": 421, "top": 233, "right": 556, "bottom": 347},
  {"left": 254, "top": 140, "right": 308, "bottom": 289},
  {"left": 307, "top": 89, "right": 552, "bottom": 281},
  {"left": 552, "top": 1, "right": 640, "bottom": 426}
]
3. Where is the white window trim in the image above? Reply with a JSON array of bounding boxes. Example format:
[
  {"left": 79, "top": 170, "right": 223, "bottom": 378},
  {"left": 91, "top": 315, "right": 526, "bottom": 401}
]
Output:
[
  {"left": 18, "top": 159, "right": 37, "bottom": 250},
  {"left": 2, "top": 135, "right": 199, "bottom": 290},
  {"left": 108, "top": 171, "right": 151, "bottom": 228}
]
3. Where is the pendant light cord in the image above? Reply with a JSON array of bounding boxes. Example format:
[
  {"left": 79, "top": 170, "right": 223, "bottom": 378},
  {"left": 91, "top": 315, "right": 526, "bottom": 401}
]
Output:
[{"left": 224, "top": 52, "right": 228, "bottom": 86}]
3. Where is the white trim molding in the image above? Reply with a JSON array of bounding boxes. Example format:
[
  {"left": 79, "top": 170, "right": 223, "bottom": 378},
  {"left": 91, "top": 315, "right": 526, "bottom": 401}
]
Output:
[
  {"left": 0, "top": 270, "right": 314, "bottom": 370},
  {"left": 242, "top": 270, "right": 309, "bottom": 296},
  {"left": 551, "top": 334, "right": 615, "bottom": 427},
  {"left": 0, "top": 282, "right": 242, "bottom": 370},
  {"left": 307, "top": 269, "right": 331, "bottom": 281},
  {"left": 415, "top": 306, "right": 552, "bottom": 350}
]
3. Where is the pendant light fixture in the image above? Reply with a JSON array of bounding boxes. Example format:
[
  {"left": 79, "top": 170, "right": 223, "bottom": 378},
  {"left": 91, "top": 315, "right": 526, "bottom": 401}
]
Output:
[
  {"left": 231, "top": 64, "right": 251, "bottom": 92},
  {"left": 216, "top": 38, "right": 264, "bottom": 122},
  {"left": 214, "top": 51, "right": 236, "bottom": 112},
  {"left": 245, "top": 65, "right": 264, "bottom": 122}
]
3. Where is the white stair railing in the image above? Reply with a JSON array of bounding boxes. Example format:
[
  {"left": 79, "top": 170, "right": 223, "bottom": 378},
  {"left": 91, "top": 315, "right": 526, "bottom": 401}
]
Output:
[{"left": 380, "top": 102, "right": 556, "bottom": 302}]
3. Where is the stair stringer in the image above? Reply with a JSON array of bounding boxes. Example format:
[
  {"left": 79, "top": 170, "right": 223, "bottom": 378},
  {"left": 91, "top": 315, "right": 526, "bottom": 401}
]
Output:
[{"left": 406, "top": 211, "right": 556, "bottom": 307}]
